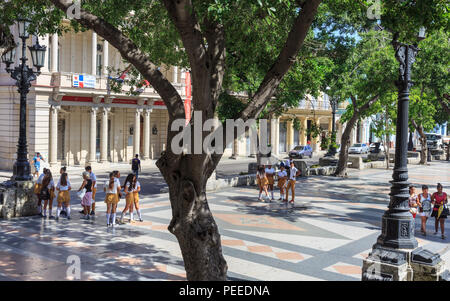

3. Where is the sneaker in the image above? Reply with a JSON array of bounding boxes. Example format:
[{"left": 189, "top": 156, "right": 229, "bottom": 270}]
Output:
[
  {"left": 79, "top": 210, "right": 84, "bottom": 214},
  {"left": 442, "top": 235, "right": 446, "bottom": 240},
  {"left": 90, "top": 211, "right": 95, "bottom": 216},
  {"left": 139, "top": 218, "right": 143, "bottom": 222},
  {"left": 107, "top": 223, "right": 110, "bottom": 227},
  {"left": 67, "top": 216, "right": 71, "bottom": 220},
  {"left": 42, "top": 215, "right": 47, "bottom": 218},
  {"left": 278, "top": 198, "right": 282, "bottom": 201}
]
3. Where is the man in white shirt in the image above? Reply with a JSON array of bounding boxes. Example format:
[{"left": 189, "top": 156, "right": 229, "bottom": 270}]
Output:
[
  {"left": 85, "top": 166, "right": 97, "bottom": 215},
  {"left": 285, "top": 161, "right": 301, "bottom": 203}
]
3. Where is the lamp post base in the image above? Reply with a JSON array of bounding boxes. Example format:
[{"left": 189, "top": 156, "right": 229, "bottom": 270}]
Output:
[
  {"left": 11, "top": 161, "right": 32, "bottom": 182},
  {"left": 362, "top": 244, "right": 449, "bottom": 281}
]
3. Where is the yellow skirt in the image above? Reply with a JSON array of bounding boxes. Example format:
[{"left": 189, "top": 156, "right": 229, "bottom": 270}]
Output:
[
  {"left": 125, "top": 193, "right": 134, "bottom": 206},
  {"left": 133, "top": 191, "right": 139, "bottom": 204},
  {"left": 57, "top": 191, "right": 70, "bottom": 205},
  {"left": 257, "top": 177, "right": 269, "bottom": 187},
  {"left": 267, "top": 175, "right": 275, "bottom": 185},
  {"left": 278, "top": 178, "right": 286, "bottom": 188},
  {"left": 34, "top": 183, "right": 42, "bottom": 194},
  {"left": 104, "top": 193, "right": 119, "bottom": 205}
]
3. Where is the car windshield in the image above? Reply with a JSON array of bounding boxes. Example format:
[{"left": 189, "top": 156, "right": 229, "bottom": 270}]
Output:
[
  {"left": 426, "top": 134, "right": 440, "bottom": 140},
  {"left": 294, "top": 146, "right": 304, "bottom": 150},
  {"left": 352, "top": 144, "right": 362, "bottom": 147}
]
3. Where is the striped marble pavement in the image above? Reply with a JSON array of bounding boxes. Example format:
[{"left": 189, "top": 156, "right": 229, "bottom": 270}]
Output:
[{"left": 0, "top": 161, "right": 448, "bottom": 281}]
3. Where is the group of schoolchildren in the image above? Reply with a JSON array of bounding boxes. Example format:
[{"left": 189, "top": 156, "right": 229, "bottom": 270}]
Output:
[
  {"left": 33, "top": 166, "right": 143, "bottom": 227},
  {"left": 256, "top": 158, "right": 301, "bottom": 203},
  {"left": 408, "top": 183, "right": 448, "bottom": 239}
]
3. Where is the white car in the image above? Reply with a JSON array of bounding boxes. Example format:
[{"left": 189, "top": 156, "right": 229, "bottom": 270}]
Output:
[{"left": 349, "top": 143, "right": 369, "bottom": 154}]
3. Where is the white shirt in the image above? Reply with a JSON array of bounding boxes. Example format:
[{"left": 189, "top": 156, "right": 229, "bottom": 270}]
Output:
[
  {"left": 57, "top": 179, "right": 71, "bottom": 191},
  {"left": 277, "top": 170, "right": 287, "bottom": 179},
  {"left": 132, "top": 181, "right": 141, "bottom": 193},
  {"left": 105, "top": 179, "right": 120, "bottom": 194},
  {"left": 37, "top": 173, "right": 45, "bottom": 184},
  {"left": 90, "top": 172, "right": 97, "bottom": 188},
  {"left": 289, "top": 167, "right": 298, "bottom": 181},
  {"left": 265, "top": 168, "right": 275, "bottom": 176}
]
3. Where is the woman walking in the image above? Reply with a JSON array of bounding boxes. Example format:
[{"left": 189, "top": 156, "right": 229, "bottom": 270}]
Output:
[
  {"left": 120, "top": 174, "right": 135, "bottom": 223},
  {"left": 78, "top": 172, "right": 93, "bottom": 220},
  {"left": 40, "top": 170, "right": 55, "bottom": 218},
  {"left": 277, "top": 165, "right": 288, "bottom": 201},
  {"left": 409, "top": 185, "right": 418, "bottom": 218},
  {"left": 104, "top": 172, "right": 121, "bottom": 227},
  {"left": 131, "top": 176, "right": 143, "bottom": 222},
  {"left": 265, "top": 164, "right": 275, "bottom": 201},
  {"left": 431, "top": 183, "right": 448, "bottom": 239},
  {"left": 256, "top": 165, "right": 269, "bottom": 202},
  {"left": 56, "top": 172, "right": 71, "bottom": 221},
  {"left": 417, "top": 185, "right": 432, "bottom": 236}
]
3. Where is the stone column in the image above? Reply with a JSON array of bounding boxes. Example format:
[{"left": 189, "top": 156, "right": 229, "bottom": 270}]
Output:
[
  {"left": 91, "top": 31, "right": 97, "bottom": 75},
  {"left": 300, "top": 117, "right": 307, "bottom": 145},
  {"left": 313, "top": 117, "right": 320, "bottom": 151},
  {"left": 89, "top": 107, "right": 98, "bottom": 163},
  {"left": 287, "top": 120, "right": 294, "bottom": 152},
  {"left": 50, "top": 34, "right": 58, "bottom": 72},
  {"left": 173, "top": 66, "right": 178, "bottom": 83},
  {"left": 49, "top": 105, "right": 59, "bottom": 166},
  {"left": 134, "top": 109, "right": 141, "bottom": 157},
  {"left": 270, "top": 118, "right": 279, "bottom": 156},
  {"left": 103, "top": 40, "right": 109, "bottom": 76},
  {"left": 143, "top": 108, "right": 151, "bottom": 160},
  {"left": 100, "top": 107, "right": 109, "bottom": 163}
]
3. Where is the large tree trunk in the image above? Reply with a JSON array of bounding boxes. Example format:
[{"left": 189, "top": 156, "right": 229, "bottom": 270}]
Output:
[
  {"left": 334, "top": 115, "right": 358, "bottom": 177},
  {"left": 157, "top": 150, "right": 227, "bottom": 280}
]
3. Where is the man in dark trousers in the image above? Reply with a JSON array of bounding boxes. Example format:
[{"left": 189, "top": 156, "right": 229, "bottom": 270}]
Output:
[{"left": 131, "top": 154, "right": 141, "bottom": 179}]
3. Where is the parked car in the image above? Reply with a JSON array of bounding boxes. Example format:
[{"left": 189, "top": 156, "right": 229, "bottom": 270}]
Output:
[
  {"left": 349, "top": 143, "right": 369, "bottom": 154},
  {"left": 289, "top": 145, "right": 313, "bottom": 159},
  {"left": 369, "top": 142, "right": 384, "bottom": 153},
  {"left": 425, "top": 133, "right": 443, "bottom": 150}
]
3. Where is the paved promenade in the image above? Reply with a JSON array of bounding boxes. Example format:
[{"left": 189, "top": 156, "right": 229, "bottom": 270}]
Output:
[{"left": 0, "top": 162, "right": 448, "bottom": 281}]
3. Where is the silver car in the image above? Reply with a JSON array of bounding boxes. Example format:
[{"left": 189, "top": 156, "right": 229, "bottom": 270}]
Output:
[{"left": 349, "top": 143, "right": 369, "bottom": 154}]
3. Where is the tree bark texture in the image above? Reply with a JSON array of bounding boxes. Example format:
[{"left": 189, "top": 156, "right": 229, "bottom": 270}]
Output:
[
  {"left": 411, "top": 119, "right": 427, "bottom": 165},
  {"left": 50, "top": 0, "right": 322, "bottom": 280},
  {"left": 334, "top": 95, "right": 379, "bottom": 177}
]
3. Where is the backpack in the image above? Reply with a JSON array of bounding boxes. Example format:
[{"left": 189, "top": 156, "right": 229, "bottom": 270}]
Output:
[
  {"left": 40, "top": 185, "right": 50, "bottom": 200},
  {"left": 132, "top": 159, "right": 139, "bottom": 170}
]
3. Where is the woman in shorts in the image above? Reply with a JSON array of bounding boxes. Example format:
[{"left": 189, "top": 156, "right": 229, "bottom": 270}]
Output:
[
  {"left": 417, "top": 185, "right": 432, "bottom": 236},
  {"left": 431, "top": 183, "right": 448, "bottom": 239},
  {"left": 120, "top": 174, "right": 136, "bottom": 223},
  {"left": 40, "top": 170, "right": 55, "bottom": 218}
]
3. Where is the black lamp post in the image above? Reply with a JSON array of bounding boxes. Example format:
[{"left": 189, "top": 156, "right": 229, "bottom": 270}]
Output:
[
  {"left": 325, "top": 94, "right": 338, "bottom": 157},
  {"left": 1, "top": 18, "right": 46, "bottom": 182}
]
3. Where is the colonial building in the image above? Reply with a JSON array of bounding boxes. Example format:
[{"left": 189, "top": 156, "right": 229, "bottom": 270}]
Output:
[{"left": 0, "top": 25, "right": 186, "bottom": 170}]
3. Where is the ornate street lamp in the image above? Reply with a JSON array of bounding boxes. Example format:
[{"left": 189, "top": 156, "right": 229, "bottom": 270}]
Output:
[
  {"left": 1, "top": 19, "right": 46, "bottom": 182},
  {"left": 362, "top": 28, "right": 448, "bottom": 281}
]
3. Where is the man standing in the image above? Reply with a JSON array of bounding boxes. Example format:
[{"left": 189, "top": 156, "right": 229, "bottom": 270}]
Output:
[
  {"left": 284, "top": 161, "right": 301, "bottom": 204},
  {"left": 32, "top": 152, "right": 45, "bottom": 179},
  {"left": 86, "top": 166, "right": 97, "bottom": 215},
  {"left": 131, "top": 154, "right": 141, "bottom": 179}
]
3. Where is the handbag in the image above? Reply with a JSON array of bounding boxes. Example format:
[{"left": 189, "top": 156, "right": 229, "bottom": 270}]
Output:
[{"left": 77, "top": 188, "right": 86, "bottom": 200}]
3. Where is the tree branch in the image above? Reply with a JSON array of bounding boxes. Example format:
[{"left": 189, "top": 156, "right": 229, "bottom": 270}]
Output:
[
  {"left": 239, "top": 0, "right": 322, "bottom": 121},
  {"left": 49, "top": 0, "right": 185, "bottom": 120}
]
